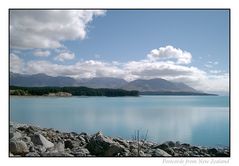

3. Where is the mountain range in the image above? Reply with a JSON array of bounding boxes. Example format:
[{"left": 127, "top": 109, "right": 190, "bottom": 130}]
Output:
[{"left": 10, "top": 72, "right": 214, "bottom": 95}]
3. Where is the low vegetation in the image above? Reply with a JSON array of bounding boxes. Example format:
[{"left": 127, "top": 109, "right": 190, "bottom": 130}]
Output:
[{"left": 10, "top": 86, "right": 139, "bottom": 97}]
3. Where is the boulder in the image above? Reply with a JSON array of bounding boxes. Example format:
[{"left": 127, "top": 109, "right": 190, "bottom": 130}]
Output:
[
  {"left": 71, "top": 147, "right": 90, "bottom": 156},
  {"left": 55, "top": 141, "right": 65, "bottom": 152},
  {"left": 149, "top": 148, "right": 171, "bottom": 157},
  {"left": 164, "top": 147, "right": 175, "bottom": 156},
  {"left": 64, "top": 139, "right": 81, "bottom": 149},
  {"left": 183, "top": 152, "right": 190, "bottom": 156},
  {"left": 216, "top": 149, "right": 230, "bottom": 157},
  {"left": 154, "top": 143, "right": 169, "bottom": 150},
  {"left": 208, "top": 148, "right": 218, "bottom": 155},
  {"left": 34, "top": 145, "right": 46, "bottom": 153},
  {"left": 87, "top": 132, "right": 126, "bottom": 156},
  {"left": 181, "top": 143, "right": 190, "bottom": 148},
  {"left": 31, "top": 133, "right": 54, "bottom": 149},
  {"left": 165, "top": 141, "right": 176, "bottom": 147},
  {"left": 10, "top": 140, "right": 29, "bottom": 155},
  {"left": 10, "top": 131, "right": 22, "bottom": 140},
  {"left": 113, "top": 138, "right": 130, "bottom": 148},
  {"left": 25, "top": 152, "right": 40, "bottom": 157},
  {"left": 21, "top": 136, "right": 31, "bottom": 143}
]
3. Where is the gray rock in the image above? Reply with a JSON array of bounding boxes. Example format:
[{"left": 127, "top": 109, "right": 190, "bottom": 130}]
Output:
[
  {"left": 87, "top": 132, "right": 126, "bottom": 156},
  {"left": 10, "top": 140, "right": 29, "bottom": 155},
  {"left": 113, "top": 138, "right": 130, "bottom": 148},
  {"left": 130, "top": 148, "right": 140, "bottom": 156},
  {"left": 181, "top": 143, "right": 190, "bottom": 148},
  {"left": 139, "top": 150, "right": 146, "bottom": 156},
  {"left": 25, "top": 152, "right": 40, "bottom": 157},
  {"left": 55, "top": 141, "right": 65, "bottom": 152},
  {"left": 217, "top": 150, "right": 229, "bottom": 157},
  {"left": 10, "top": 131, "right": 22, "bottom": 140},
  {"left": 77, "top": 136, "right": 86, "bottom": 144},
  {"left": 21, "top": 136, "right": 31, "bottom": 143},
  {"left": 64, "top": 139, "right": 74, "bottom": 149},
  {"left": 31, "top": 133, "right": 54, "bottom": 149},
  {"left": 150, "top": 148, "right": 171, "bottom": 157},
  {"left": 208, "top": 148, "right": 218, "bottom": 155},
  {"left": 129, "top": 141, "right": 138, "bottom": 150},
  {"left": 164, "top": 147, "right": 175, "bottom": 156},
  {"left": 154, "top": 143, "right": 169, "bottom": 150},
  {"left": 183, "top": 152, "right": 190, "bottom": 156},
  {"left": 204, "top": 153, "right": 211, "bottom": 157},
  {"left": 71, "top": 147, "right": 90, "bottom": 156},
  {"left": 41, "top": 152, "right": 74, "bottom": 157},
  {"left": 165, "top": 141, "right": 176, "bottom": 147},
  {"left": 29, "top": 146, "right": 35, "bottom": 152},
  {"left": 34, "top": 145, "right": 46, "bottom": 153},
  {"left": 78, "top": 133, "right": 90, "bottom": 143}
]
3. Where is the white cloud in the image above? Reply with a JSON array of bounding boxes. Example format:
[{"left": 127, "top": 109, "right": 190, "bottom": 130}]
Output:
[
  {"left": 204, "top": 64, "right": 213, "bottom": 68},
  {"left": 21, "top": 58, "right": 228, "bottom": 93},
  {"left": 208, "top": 61, "right": 219, "bottom": 65},
  {"left": 33, "top": 50, "right": 50, "bottom": 57},
  {"left": 147, "top": 45, "right": 192, "bottom": 64},
  {"left": 196, "top": 74, "right": 229, "bottom": 93},
  {"left": 209, "top": 70, "right": 222, "bottom": 74},
  {"left": 54, "top": 52, "right": 75, "bottom": 62},
  {"left": 205, "top": 61, "right": 219, "bottom": 68},
  {"left": 25, "top": 60, "right": 125, "bottom": 79},
  {"left": 10, "top": 44, "right": 229, "bottom": 93},
  {"left": 10, "top": 53, "right": 24, "bottom": 73},
  {"left": 10, "top": 10, "right": 106, "bottom": 49}
]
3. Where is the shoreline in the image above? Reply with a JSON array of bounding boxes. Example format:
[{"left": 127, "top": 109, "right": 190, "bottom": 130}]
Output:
[{"left": 9, "top": 122, "right": 230, "bottom": 157}]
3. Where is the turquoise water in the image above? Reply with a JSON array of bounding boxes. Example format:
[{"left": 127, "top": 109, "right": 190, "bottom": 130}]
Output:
[{"left": 10, "top": 95, "right": 229, "bottom": 147}]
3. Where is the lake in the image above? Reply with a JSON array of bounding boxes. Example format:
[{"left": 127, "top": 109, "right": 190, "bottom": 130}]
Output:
[{"left": 10, "top": 95, "right": 229, "bottom": 147}]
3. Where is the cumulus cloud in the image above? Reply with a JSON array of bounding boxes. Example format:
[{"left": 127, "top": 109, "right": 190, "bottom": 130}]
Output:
[
  {"left": 54, "top": 51, "right": 75, "bottom": 62},
  {"left": 123, "top": 60, "right": 206, "bottom": 81},
  {"left": 10, "top": 53, "right": 24, "bottom": 73},
  {"left": 9, "top": 44, "right": 229, "bottom": 93},
  {"left": 10, "top": 10, "right": 106, "bottom": 49},
  {"left": 33, "top": 50, "right": 50, "bottom": 57},
  {"left": 147, "top": 45, "right": 192, "bottom": 64},
  {"left": 25, "top": 60, "right": 125, "bottom": 79}
]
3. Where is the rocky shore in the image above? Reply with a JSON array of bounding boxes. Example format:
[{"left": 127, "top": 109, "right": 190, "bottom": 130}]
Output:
[{"left": 9, "top": 122, "right": 229, "bottom": 157}]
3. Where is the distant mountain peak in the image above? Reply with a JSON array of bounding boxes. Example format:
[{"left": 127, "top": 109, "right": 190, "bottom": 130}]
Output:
[{"left": 10, "top": 72, "right": 201, "bottom": 94}]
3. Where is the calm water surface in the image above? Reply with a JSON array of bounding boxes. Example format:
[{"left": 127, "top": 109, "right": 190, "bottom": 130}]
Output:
[{"left": 10, "top": 95, "right": 229, "bottom": 147}]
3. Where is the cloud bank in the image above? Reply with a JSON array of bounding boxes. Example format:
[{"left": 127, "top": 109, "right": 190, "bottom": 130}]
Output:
[
  {"left": 10, "top": 10, "right": 106, "bottom": 49},
  {"left": 10, "top": 45, "right": 229, "bottom": 93}
]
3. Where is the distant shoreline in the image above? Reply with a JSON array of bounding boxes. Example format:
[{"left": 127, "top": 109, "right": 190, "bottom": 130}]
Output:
[
  {"left": 9, "top": 86, "right": 217, "bottom": 97},
  {"left": 139, "top": 91, "right": 217, "bottom": 96},
  {"left": 10, "top": 86, "right": 139, "bottom": 97}
]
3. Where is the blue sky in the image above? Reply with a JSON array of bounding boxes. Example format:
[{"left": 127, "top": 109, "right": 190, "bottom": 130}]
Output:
[
  {"left": 65, "top": 10, "right": 229, "bottom": 70},
  {"left": 10, "top": 10, "right": 229, "bottom": 92}
]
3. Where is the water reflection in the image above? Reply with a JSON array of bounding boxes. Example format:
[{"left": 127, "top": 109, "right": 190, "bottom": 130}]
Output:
[{"left": 10, "top": 96, "right": 229, "bottom": 147}]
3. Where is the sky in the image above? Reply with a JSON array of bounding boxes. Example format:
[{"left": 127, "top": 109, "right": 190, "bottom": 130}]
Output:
[{"left": 10, "top": 10, "right": 229, "bottom": 93}]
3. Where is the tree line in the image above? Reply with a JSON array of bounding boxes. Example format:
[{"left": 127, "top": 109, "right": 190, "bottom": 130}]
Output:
[{"left": 10, "top": 86, "right": 139, "bottom": 97}]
